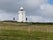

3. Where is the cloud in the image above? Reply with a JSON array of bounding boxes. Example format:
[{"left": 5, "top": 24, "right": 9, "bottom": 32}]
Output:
[
  {"left": 0, "top": 10, "right": 18, "bottom": 21},
  {"left": 24, "top": 0, "right": 40, "bottom": 7},
  {"left": 24, "top": 0, "right": 53, "bottom": 22},
  {"left": 27, "top": 16, "right": 50, "bottom": 22},
  {"left": 0, "top": 0, "right": 19, "bottom": 13},
  {"left": 0, "top": 0, "right": 53, "bottom": 22},
  {"left": 40, "top": 4, "right": 53, "bottom": 16}
]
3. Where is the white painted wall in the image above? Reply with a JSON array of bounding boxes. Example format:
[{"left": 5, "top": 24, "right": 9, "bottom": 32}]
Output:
[{"left": 18, "top": 10, "right": 26, "bottom": 22}]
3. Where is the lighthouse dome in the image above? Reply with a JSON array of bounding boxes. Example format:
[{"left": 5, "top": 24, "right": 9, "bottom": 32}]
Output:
[{"left": 20, "top": 7, "right": 24, "bottom": 11}]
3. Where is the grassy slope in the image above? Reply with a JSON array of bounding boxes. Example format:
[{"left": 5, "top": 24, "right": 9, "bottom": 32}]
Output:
[{"left": 0, "top": 22, "right": 53, "bottom": 40}]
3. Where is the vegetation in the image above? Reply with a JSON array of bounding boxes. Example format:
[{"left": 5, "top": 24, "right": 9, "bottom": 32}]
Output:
[
  {"left": 0, "top": 21, "right": 53, "bottom": 40},
  {"left": 0, "top": 30, "right": 53, "bottom": 40}
]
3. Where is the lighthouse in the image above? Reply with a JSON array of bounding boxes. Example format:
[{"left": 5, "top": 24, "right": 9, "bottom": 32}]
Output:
[{"left": 18, "top": 7, "right": 26, "bottom": 22}]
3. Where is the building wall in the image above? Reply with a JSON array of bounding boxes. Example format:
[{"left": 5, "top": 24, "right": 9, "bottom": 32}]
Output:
[{"left": 18, "top": 11, "right": 26, "bottom": 22}]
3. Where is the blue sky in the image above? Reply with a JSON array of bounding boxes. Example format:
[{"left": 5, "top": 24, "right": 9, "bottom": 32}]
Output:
[
  {"left": 0, "top": 0, "right": 53, "bottom": 22},
  {"left": 48, "top": 0, "right": 53, "bottom": 4}
]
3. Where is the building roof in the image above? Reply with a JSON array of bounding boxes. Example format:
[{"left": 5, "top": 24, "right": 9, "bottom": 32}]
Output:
[{"left": 20, "top": 7, "right": 24, "bottom": 9}]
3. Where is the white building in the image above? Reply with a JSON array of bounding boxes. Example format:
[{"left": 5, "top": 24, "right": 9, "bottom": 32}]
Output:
[{"left": 18, "top": 7, "right": 26, "bottom": 22}]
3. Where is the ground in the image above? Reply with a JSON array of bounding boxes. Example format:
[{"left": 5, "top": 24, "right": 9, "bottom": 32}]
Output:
[{"left": 0, "top": 22, "right": 53, "bottom": 40}]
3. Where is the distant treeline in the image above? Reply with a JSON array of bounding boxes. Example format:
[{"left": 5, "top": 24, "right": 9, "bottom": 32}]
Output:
[
  {"left": 1, "top": 20, "right": 17, "bottom": 23},
  {"left": 31, "top": 22, "right": 53, "bottom": 25},
  {"left": 0, "top": 20, "right": 53, "bottom": 25}
]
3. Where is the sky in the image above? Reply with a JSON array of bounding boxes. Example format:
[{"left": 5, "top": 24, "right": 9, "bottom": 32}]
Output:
[{"left": 0, "top": 0, "right": 53, "bottom": 22}]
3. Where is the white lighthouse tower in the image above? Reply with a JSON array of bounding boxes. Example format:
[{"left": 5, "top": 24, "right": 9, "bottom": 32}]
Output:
[{"left": 18, "top": 7, "right": 26, "bottom": 22}]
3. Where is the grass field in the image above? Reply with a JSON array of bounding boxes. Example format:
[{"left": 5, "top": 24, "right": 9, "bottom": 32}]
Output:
[{"left": 0, "top": 22, "right": 53, "bottom": 40}]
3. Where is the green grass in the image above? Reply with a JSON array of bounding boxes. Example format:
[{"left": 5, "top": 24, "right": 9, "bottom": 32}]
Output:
[
  {"left": 0, "top": 22, "right": 53, "bottom": 40},
  {"left": 0, "top": 30, "right": 29, "bottom": 40},
  {"left": 0, "top": 30, "right": 53, "bottom": 40}
]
